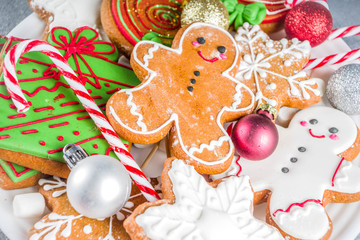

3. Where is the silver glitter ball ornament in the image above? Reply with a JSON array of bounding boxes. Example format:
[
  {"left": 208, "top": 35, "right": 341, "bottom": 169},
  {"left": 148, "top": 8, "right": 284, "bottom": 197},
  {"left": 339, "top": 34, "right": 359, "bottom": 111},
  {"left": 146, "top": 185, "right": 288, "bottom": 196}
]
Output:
[
  {"left": 64, "top": 145, "right": 132, "bottom": 219},
  {"left": 326, "top": 64, "right": 360, "bottom": 115}
]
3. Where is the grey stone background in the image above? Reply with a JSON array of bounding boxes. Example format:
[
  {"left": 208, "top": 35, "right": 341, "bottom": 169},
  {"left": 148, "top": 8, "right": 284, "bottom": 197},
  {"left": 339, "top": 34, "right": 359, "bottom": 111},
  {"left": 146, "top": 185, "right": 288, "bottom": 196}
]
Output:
[{"left": 0, "top": 0, "right": 359, "bottom": 239}]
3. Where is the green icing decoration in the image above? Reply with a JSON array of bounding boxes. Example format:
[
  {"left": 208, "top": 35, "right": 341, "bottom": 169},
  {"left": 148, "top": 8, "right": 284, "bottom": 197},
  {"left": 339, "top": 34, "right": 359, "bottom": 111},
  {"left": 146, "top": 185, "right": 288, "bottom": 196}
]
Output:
[
  {"left": 141, "top": 32, "right": 171, "bottom": 47},
  {"left": 221, "top": 0, "right": 266, "bottom": 29},
  {"left": 0, "top": 159, "right": 39, "bottom": 183},
  {"left": 0, "top": 27, "right": 141, "bottom": 170}
]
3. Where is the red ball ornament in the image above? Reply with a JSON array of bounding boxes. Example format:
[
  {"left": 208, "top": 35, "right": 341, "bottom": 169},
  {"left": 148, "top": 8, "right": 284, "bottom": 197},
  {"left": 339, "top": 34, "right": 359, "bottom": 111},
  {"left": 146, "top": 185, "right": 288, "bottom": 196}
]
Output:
[
  {"left": 284, "top": 1, "right": 333, "bottom": 47},
  {"left": 231, "top": 108, "right": 278, "bottom": 160}
]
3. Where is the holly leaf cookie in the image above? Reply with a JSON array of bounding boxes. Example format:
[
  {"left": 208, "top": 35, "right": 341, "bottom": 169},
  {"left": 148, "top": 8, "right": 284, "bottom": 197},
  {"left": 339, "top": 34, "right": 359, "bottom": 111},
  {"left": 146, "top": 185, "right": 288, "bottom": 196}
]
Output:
[
  {"left": 234, "top": 23, "right": 324, "bottom": 111},
  {"left": 107, "top": 22, "right": 256, "bottom": 174},
  {"left": 212, "top": 106, "right": 360, "bottom": 240},
  {"left": 0, "top": 27, "right": 140, "bottom": 178},
  {"left": 124, "top": 158, "right": 284, "bottom": 240},
  {"left": 29, "top": 176, "right": 160, "bottom": 240},
  {"left": 101, "top": 0, "right": 183, "bottom": 56}
]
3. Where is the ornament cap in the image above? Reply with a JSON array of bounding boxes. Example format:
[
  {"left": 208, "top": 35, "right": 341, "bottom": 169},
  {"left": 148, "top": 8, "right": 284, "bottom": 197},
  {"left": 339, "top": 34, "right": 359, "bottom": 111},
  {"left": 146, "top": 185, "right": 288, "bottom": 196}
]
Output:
[
  {"left": 256, "top": 103, "right": 277, "bottom": 120},
  {"left": 63, "top": 144, "right": 89, "bottom": 169}
]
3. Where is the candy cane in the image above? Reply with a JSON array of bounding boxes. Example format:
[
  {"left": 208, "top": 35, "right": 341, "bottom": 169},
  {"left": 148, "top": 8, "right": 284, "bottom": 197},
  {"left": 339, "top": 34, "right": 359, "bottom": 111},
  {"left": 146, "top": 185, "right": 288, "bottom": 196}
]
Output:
[
  {"left": 2, "top": 40, "right": 160, "bottom": 202},
  {"left": 284, "top": 0, "right": 328, "bottom": 9},
  {"left": 328, "top": 25, "right": 360, "bottom": 40},
  {"left": 304, "top": 48, "right": 360, "bottom": 70}
]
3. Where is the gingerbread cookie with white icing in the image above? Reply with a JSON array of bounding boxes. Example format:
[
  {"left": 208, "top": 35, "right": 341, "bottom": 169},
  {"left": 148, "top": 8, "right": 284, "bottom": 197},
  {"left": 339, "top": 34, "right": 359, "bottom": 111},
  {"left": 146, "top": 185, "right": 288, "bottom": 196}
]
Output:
[
  {"left": 212, "top": 106, "right": 360, "bottom": 240},
  {"left": 107, "top": 22, "right": 255, "bottom": 174},
  {"left": 234, "top": 23, "right": 324, "bottom": 111},
  {"left": 29, "top": 176, "right": 161, "bottom": 240},
  {"left": 124, "top": 158, "right": 284, "bottom": 240},
  {"left": 28, "top": 0, "right": 102, "bottom": 39}
]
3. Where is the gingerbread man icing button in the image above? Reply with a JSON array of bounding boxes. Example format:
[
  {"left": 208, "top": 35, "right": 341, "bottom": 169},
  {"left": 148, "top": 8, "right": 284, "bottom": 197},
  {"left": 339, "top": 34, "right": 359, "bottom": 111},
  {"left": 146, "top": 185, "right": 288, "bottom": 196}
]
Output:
[
  {"left": 234, "top": 23, "right": 324, "bottom": 112},
  {"left": 107, "top": 23, "right": 255, "bottom": 174},
  {"left": 124, "top": 158, "right": 284, "bottom": 240},
  {"left": 212, "top": 106, "right": 360, "bottom": 240}
]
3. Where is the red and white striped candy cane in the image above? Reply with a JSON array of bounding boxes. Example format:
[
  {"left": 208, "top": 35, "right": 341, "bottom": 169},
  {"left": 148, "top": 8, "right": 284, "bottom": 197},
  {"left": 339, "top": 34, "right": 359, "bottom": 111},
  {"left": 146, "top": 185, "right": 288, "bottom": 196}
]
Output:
[
  {"left": 2, "top": 40, "right": 160, "bottom": 202},
  {"left": 284, "top": 0, "right": 328, "bottom": 9},
  {"left": 328, "top": 25, "right": 360, "bottom": 40},
  {"left": 304, "top": 48, "right": 360, "bottom": 70}
]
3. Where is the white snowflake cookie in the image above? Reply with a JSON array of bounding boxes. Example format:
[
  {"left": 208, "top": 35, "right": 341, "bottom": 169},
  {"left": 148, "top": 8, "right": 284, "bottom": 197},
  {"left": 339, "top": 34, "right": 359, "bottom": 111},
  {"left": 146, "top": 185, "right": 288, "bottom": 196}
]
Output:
[
  {"left": 212, "top": 106, "right": 360, "bottom": 240},
  {"left": 235, "top": 23, "right": 325, "bottom": 110},
  {"left": 124, "top": 158, "right": 284, "bottom": 240}
]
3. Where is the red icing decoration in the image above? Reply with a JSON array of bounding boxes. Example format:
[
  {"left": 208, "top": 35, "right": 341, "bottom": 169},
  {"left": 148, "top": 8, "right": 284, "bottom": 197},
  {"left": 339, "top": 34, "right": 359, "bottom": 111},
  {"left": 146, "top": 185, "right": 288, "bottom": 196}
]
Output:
[
  {"left": 332, "top": 157, "right": 345, "bottom": 187},
  {"left": 273, "top": 199, "right": 323, "bottom": 217},
  {"left": 235, "top": 156, "right": 242, "bottom": 177},
  {"left": 300, "top": 121, "right": 308, "bottom": 126},
  {"left": 9, "top": 104, "right": 16, "bottom": 109},
  {"left": 57, "top": 136, "right": 64, "bottom": 141},
  {"left": 0, "top": 135, "right": 10, "bottom": 140},
  {"left": 197, "top": 51, "right": 219, "bottom": 63},
  {"left": 77, "top": 115, "right": 91, "bottom": 120},
  {"left": 8, "top": 113, "right": 26, "bottom": 119},
  {"left": 309, "top": 129, "right": 325, "bottom": 138},
  {"left": 54, "top": 93, "right": 65, "bottom": 102},
  {"left": 49, "top": 122, "right": 69, "bottom": 128},
  {"left": 88, "top": 89, "right": 92, "bottom": 94},
  {"left": 73, "top": 131, "right": 80, "bottom": 135},
  {"left": 48, "top": 134, "right": 104, "bottom": 154},
  {"left": 21, "top": 129, "right": 38, "bottom": 134},
  {"left": 7, "top": 162, "right": 31, "bottom": 177},
  {"left": 39, "top": 141, "right": 46, "bottom": 146},
  {"left": 32, "top": 69, "right": 38, "bottom": 73},
  {"left": 93, "top": 144, "right": 98, "bottom": 149},
  {"left": 16, "top": 70, "right": 22, "bottom": 74},
  {"left": 92, "top": 95, "right": 102, "bottom": 99},
  {"left": 60, "top": 101, "right": 79, "bottom": 107},
  {"left": 106, "top": 88, "right": 122, "bottom": 95},
  {"left": 34, "top": 106, "right": 55, "bottom": 112},
  {"left": 105, "top": 83, "right": 110, "bottom": 87}
]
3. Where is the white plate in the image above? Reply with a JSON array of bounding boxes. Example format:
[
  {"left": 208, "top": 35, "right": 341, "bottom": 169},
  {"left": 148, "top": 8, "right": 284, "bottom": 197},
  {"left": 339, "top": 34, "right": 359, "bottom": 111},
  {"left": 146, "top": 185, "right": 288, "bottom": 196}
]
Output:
[{"left": 1, "top": 13, "right": 360, "bottom": 240}]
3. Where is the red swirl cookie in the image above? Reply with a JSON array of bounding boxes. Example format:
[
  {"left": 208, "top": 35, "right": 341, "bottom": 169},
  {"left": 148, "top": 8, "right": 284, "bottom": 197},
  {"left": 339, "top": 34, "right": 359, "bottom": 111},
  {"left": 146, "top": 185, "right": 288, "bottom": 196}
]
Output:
[
  {"left": 101, "top": 0, "right": 183, "bottom": 56},
  {"left": 238, "top": 0, "right": 289, "bottom": 33}
]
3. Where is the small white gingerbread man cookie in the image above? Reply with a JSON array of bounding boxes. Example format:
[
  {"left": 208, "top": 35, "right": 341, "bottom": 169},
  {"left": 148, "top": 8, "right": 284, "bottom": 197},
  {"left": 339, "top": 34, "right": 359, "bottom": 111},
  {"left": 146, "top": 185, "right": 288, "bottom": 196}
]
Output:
[
  {"left": 124, "top": 158, "right": 284, "bottom": 240},
  {"left": 212, "top": 106, "right": 360, "bottom": 240}
]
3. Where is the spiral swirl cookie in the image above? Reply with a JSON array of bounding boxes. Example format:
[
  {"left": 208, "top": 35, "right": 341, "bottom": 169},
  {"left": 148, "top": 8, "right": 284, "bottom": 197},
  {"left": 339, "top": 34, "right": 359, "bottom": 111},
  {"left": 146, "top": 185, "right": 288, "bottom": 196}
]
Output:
[
  {"left": 101, "top": 0, "right": 183, "bottom": 56},
  {"left": 238, "top": 0, "right": 289, "bottom": 33}
]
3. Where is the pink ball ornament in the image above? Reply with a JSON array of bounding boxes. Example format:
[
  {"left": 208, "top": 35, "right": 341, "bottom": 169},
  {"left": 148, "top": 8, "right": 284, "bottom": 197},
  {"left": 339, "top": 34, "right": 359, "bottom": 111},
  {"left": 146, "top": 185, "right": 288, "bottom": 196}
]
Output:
[
  {"left": 231, "top": 106, "right": 279, "bottom": 160},
  {"left": 284, "top": 1, "right": 333, "bottom": 47}
]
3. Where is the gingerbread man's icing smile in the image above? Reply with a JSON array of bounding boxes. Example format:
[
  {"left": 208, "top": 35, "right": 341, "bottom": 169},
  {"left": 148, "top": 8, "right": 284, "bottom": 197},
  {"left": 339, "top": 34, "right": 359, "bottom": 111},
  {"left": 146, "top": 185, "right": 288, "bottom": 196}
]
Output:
[{"left": 107, "top": 23, "right": 255, "bottom": 174}]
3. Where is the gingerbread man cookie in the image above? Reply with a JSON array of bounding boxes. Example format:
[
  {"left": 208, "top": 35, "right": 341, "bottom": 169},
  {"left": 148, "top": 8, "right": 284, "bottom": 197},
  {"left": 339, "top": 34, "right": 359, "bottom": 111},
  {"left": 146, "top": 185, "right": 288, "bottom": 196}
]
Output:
[
  {"left": 29, "top": 176, "right": 161, "bottom": 240},
  {"left": 124, "top": 158, "right": 284, "bottom": 240},
  {"left": 212, "top": 106, "right": 360, "bottom": 239},
  {"left": 234, "top": 23, "right": 324, "bottom": 111},
  {"left": 107, "top": 23, "right": 255, "bottom": 174}
]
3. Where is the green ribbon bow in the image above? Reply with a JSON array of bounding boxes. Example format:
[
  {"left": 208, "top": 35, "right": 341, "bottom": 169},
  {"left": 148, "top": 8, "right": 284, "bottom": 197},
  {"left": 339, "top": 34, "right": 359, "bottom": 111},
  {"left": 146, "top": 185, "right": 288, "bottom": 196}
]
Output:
[
  {"left": 221, "top": 0, "right": 267, "bottom": 30},
  {"left": 141, "top": 32, "right": 171, "bottom": 47}
]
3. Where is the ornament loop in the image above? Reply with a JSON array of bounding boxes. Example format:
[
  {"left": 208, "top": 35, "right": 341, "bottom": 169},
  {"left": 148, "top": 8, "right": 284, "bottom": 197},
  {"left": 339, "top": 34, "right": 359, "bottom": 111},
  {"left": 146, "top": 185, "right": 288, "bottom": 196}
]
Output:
[
  {"left": 256, "top": 103, "right": 278, "bottom": 120},
  {"left": 63, "top": 144, "right": 89, "bottom": 169}
]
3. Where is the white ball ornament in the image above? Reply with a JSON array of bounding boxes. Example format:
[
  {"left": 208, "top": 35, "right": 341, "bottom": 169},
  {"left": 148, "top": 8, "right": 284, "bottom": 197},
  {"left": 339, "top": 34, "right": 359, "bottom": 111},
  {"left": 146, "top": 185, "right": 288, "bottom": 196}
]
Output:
[{"left": 63, "top": 144, "right": 132, "bottom": 219}]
